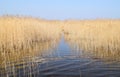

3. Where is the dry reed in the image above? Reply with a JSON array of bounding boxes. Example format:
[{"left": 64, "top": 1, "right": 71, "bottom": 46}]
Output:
[
  {"left": 63, "top": 20, "right": 120, "bottom": 60},
  {"left": 0, "top": 16, "right": 61, "bottom": 53}
]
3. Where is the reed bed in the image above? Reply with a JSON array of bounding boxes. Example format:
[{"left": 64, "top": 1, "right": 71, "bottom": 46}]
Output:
[
  {"left": 0, "top": 16, "right": 61, "bottom": 66},
  {"left": 0, "top": 16, "right": 61, "bottom": 53},
  {"left": 63, "top": 20, "right": 120, "bottom": 60},
  {"left": 1, "top": 16, "right": 120, "bottom": 60}
]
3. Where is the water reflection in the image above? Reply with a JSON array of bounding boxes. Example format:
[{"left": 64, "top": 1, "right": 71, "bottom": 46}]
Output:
[{"left": 0, "top": 39, "right": 60, "bottom": 77}]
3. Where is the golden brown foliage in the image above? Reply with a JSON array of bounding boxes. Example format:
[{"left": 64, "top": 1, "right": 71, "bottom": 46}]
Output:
[
  {"left": 0, "top": 16, "right": 61, "bottom": 53},
  {"left": 63, "top": 20, "right": 120, "bottom": 60}
]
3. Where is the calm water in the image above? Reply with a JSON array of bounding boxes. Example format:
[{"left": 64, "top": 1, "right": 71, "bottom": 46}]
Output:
[{"left": 0, "top": 35, "right": 120, "bottom": 77}]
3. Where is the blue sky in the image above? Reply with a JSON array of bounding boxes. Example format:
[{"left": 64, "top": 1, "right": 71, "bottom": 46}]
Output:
[{"left": 0, "top": 0, "right": 120, "bottom": 20}]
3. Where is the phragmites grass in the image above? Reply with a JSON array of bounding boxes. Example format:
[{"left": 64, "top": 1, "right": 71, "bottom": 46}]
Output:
[
  {"left": 0, "top": 16, "right": 120, "bottom": 60},
  {"left": 63, "top": 20, "right": 120, "bottom": 60},
  {"left": 0, "top": 16, "right": 61, "bottom": 53}
]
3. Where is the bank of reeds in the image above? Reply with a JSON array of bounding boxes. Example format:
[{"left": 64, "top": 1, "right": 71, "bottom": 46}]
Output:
[
  {"left": 63, "top": 20, "right": 120, "bottom": 60},
  {"left": 1, "top": 16, "right": 120, "bottom": 60},
  {"left": 0, "top": 16, "right": 61, "bottom": 53}
]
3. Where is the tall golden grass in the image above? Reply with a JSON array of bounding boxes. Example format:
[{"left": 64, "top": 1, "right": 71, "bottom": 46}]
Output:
[
  {"left": 0, "top": 16, "right": 120, "bottom": 60},
  {"left": 63, "top": 20, "right": 120, "bottom": 60},
  {"left": 0, "top": 16, "right": 61, "bottom": 53}
]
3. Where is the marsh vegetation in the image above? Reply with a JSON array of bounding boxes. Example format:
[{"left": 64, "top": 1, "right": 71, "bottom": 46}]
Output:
[{"left": 0, "top": 16, "right": 120, "bottom": 77}]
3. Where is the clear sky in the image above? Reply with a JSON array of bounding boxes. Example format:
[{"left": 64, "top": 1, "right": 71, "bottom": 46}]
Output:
[{"left": 0, "top": 0, "right": 120, "bottom": 20}]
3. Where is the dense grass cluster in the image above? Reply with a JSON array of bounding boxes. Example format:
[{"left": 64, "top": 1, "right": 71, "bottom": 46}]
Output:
[
  {"left": 63, "top": 20, "right": 120, "bottom": 60},
  {"left": 0, "top": 16, "right": 120, "bottom": 60},
  {"left": 0, "top": 16, "right": 61, "bottom": 53},
  {"left": 0, "top": 16, "right": 61, "bottom": 69}
]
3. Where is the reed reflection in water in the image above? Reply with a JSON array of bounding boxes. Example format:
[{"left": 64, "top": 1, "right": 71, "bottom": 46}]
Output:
[{"left": 0, "top": 38, "right": 60, "bottom": 77}]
